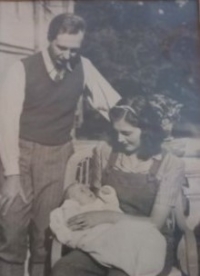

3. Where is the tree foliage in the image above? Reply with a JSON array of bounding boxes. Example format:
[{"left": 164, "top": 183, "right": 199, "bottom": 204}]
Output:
[{"left": 75, "top": 0, "right": 200, "bottom": 138}]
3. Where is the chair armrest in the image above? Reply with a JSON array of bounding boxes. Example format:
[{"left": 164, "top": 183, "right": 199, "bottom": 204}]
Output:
[
  {"left": 175, "top": 193, "right": 199, "bottom": 276},
  {"left": 51, "top": 239, "right": 62, "bottom": 267},
  {"left": 184, "top": 229, "right": 199, "bottom": 276}
]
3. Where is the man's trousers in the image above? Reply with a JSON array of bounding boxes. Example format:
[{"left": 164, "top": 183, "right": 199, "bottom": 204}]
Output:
[{"left": 0, "top": 139, "right": 74, "bottom": 276}]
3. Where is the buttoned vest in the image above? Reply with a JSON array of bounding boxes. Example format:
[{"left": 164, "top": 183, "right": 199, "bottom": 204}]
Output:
[{"left": 20, "top": 52, "right": 84, "bottom": 145}]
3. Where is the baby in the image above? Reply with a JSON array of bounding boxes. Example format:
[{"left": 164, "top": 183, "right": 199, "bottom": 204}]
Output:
[
  {"left": 50, "top": 183, "right": 122, "bottom": 246},
  {"left": 50, "top": 183, "right": 166, "bottom": 276}
]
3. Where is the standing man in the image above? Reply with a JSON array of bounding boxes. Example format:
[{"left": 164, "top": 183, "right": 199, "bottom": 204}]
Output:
[{"left": 0, "top": 13, "right": 120, "bottom": 276}]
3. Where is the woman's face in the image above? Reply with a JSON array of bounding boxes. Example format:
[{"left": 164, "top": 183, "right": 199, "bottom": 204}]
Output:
[{"left": 113, "top": 119, "right": 141, "bottom": 153}]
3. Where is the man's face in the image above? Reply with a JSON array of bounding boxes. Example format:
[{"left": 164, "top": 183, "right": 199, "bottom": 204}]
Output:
[{"left": 49, "top": 31, "right": 84, "bottom": 69}]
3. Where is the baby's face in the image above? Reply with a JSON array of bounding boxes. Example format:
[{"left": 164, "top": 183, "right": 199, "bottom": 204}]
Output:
[{"left": 68, "top": 184, "right": 96, "bottom": 206}]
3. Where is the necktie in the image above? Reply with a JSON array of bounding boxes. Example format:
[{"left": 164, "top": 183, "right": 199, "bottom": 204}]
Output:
[{"left": 55, "top": 70, "right": 66, "bottom": 82}]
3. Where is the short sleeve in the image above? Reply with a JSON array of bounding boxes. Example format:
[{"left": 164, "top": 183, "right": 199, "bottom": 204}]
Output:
[
  {"left": 81, "top": 57, "right": 121, "bottom": 120},
  {"left": 155, "top": 154, "right": 185, "bottom": 207}
]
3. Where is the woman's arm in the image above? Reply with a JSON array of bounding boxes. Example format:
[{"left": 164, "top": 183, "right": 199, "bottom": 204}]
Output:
[
  {"left": 67, "top": 210, "right": 123, "bottom": 230},
  {"left": 150, "top": 154, "right": 185, "bottom": 229},
  {"left": 67, "top": 209, "right": 152, "bottom": 231}
]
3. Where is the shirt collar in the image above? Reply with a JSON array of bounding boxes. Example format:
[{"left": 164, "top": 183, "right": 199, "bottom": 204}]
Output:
[
  {"left": 42, "top": 49, "right": 72, "bottom": 81},
  {"left": 152, "top": 154, "right": 162, "bottom": 161}
]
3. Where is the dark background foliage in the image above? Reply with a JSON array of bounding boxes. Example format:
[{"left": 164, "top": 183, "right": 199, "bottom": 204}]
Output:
[{"left": 75, "top": 0, "right": 200, "bottom": 139}]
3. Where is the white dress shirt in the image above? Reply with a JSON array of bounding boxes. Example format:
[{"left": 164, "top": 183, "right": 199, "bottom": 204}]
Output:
[{"left": 0, "top": 50, "right": 121, "bottom": 176}]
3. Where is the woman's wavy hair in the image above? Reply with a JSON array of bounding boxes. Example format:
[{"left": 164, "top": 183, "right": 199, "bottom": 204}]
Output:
[{"left": 109, "top": 95, "right": 169, "bottom": 160}]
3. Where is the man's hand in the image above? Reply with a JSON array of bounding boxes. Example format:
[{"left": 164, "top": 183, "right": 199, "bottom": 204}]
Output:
[{"left": 0, "top": 175, "right": 27, "bottom": 215}]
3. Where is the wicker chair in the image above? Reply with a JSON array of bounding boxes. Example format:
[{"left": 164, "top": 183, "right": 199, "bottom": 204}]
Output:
[{"left": 51, "top": 144, "right": 199, "bottom": 276}]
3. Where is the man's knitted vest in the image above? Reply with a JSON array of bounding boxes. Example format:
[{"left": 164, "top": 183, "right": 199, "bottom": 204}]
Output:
[{"left": 20, "top": 52, "right": 84, "bottom": 145}]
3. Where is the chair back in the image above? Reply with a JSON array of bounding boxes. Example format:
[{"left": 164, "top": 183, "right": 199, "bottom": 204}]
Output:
[
  {"left": 63, "top": 144, "right": 96, "bottom": 190},
  {"left": 51, "top": 143, "right": 96, "bottom": 267},
  {"left": 176, "top": 157, "right": 200, "bottom": 276}
]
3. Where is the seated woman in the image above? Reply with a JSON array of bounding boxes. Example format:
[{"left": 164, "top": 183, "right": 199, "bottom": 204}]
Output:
[
  {"left": 51, "top": 95, "right": 185, "bottom": 276},
  {"left": 50, "top": 183, "right": 166, "bottom": 276}
]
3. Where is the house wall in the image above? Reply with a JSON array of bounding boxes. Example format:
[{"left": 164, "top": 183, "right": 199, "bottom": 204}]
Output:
[{"left": 0, "top": 1, "right": 72, "bottom": 82}]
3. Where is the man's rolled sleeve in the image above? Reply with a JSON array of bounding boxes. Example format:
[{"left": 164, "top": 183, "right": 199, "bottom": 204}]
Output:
[
  {"left": 81, "top": 57, "right": 121, "bottom": 120},
  {"left": 0, "top": 61, "right": 25, "bottom": 176}
]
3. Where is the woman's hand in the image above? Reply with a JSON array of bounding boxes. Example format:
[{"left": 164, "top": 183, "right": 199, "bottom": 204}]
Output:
[{"left": 67, "top": 211, "right": 123, "bottom": 231}]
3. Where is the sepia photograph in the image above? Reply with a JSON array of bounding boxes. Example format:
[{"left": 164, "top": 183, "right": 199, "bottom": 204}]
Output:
[{"left": 0, "top": 1, "right": 200, "bottom": 276}]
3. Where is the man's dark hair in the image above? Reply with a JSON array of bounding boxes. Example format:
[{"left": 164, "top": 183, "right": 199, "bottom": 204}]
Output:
[{"left": 48, "top": 13, "right": 86, "bottom": 42}]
